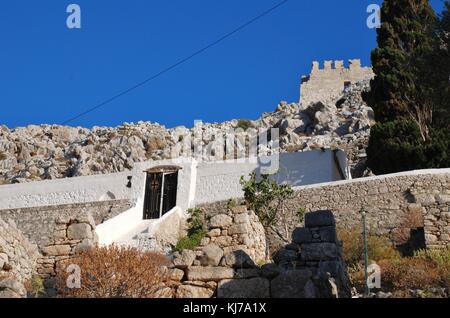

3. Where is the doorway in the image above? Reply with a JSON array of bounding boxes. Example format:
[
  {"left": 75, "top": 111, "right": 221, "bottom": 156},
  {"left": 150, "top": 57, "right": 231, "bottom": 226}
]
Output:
[{"left": 143, "top": 166, "right": 180, "bottom": 220}]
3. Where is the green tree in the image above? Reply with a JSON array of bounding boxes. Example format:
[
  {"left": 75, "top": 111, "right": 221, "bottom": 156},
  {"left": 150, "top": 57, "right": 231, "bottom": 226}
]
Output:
[
  {"left": 365, "top": 0, "right": 438, "bottom": 141},
  {"left": 432, "top": 1, "right": 450, "bottom": 129}
]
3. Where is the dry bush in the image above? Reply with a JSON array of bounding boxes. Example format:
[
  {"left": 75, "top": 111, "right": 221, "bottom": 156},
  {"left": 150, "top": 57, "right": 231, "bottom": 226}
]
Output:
[
  {"left": 55, "top": 245, "right": 171, "bottom": 298},
  {"left": 378, "top": 258, "right": 441, "bottom": 291},
  {"left": 337, "top": 228, "right": 401, "bottom": 267}
]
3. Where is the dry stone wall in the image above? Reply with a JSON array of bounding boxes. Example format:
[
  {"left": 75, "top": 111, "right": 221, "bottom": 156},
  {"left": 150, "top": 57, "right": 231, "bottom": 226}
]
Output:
[
  {"left": 199, "top": 170, "right": 450, "bottom": 251},
  {"left": 169, "top": 205, "right": 350, "bottom": 298},
  {"left": 0, "top": 217, "right": 40, "bottom": 298},
  {"left": 0, "top": 199, "right": 130, "bottom": 248},
  {"left": 37, "top": 212, "right": 98, "bottom": 279}
]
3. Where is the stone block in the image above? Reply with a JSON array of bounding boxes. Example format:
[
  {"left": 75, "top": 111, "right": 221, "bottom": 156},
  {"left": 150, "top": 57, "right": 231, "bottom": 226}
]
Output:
[
  {"left": 170, "top": 268, "right": 185, "bottom": 281},
  {"left": 176, "top": 285, "right": 214, "bottom": 298},
  {"left": 292, "top": 228, "right": 313, "bottom": 244},
  {"left": 187, "top": 266, "right": 234, "bottom": 282},
  {"left": 207, "top": 229, "right": 221, "bottom": 237},
  {"left": 173, "top": 249, "right": 196, "bottom": 269},
  {"left": 231, "top": 206, "right": 248, "bottom": 214},
  {"left": 217, "top": 278, "right": 270, "bottom": 298},
  {"left": 260, "top": 263, "right": 282, "bottom": 279},
  {"left": 228, "top": 224, "right": 248, "bottom": 235},
  {"left": 270, "top": 270, "right": 315, "bottom": 298},
  {"left": 67, "top": 223, "right": 93, "bottom": 240},
  {"left": 209, "top": 214, "right": 233, "bottom": 228},
  {"left": 300, "top": 243, "right": 338, "bottom": 261},
  {"left": 305, "top": 210, "right": 335, "bottom": 228},
  {"left": 234, "top": 268, "right": 260, "bottom": 279},
  {"left": 42, "top": 244, "right": 71, "bottom": 256},
  {"left": 199, "top": 244, "right": 223, "bottom": 267},
  {"left": 318, "top": 226, "right": 337, "bottom": 243},
  {"left": 234, "top": 213, "right": 249, "bottom": 224}
]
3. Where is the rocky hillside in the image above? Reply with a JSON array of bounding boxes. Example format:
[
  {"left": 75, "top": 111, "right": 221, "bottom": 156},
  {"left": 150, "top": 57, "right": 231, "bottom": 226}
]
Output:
[{"left": 0, "top": 80, "right": 374, "bottom": 184}]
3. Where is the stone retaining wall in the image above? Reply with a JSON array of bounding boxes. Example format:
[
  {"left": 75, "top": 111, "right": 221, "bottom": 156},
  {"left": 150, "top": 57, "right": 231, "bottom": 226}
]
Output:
[
  {"left": 169, "top": 205, "right": 350, "bottom": 298},
  {"left": 0, "top": 217, "right": 40, "bottom": 298},
  {"left": 199, "top": 169, "right": 450, "bottom": 250},
  {"left": 0, "top": 199, "right": 130, "bottom": 248}
]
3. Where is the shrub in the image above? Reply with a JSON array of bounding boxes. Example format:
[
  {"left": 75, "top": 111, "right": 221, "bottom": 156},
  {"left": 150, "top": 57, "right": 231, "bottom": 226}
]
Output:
[
  {"left": 235, "top": 119, "right": 254, "bottom": 131},
  {"left": 24, "top": 275, "right": 45, "bottom": 298},
  {"left": 378, "top": 257, "right": 441, "bottom": 291},
  {"left": 55, "top": 245, "right": 170, "bottom": 298},
  {"left": 337, "top": 228, "right": 400, "bottom": 268},
  {"left": 240, "top": 172, "right": 293, "bottom": 227},
  {"left": 175, "top": 208, "right": 206, "bottom": 251}
]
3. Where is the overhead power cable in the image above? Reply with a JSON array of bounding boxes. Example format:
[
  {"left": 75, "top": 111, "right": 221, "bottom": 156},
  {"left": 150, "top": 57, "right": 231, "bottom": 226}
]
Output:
[{"left": 61, "top": 0, "right": 290, "bottom": 125}]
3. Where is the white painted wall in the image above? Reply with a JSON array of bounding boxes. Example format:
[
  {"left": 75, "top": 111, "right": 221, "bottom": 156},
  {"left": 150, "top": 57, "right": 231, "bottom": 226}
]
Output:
[
  {"left": 193, "top": 150, "right": 346, "bottom": 205},
  {"left": 0, "top": 172, "right": 132, "bottom": 209}
]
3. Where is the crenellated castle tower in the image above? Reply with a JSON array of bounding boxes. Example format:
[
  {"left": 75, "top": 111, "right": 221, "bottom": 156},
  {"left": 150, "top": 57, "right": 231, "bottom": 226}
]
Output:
[{"left": 300, "top": 59, "right": 374, "bottom": 106}]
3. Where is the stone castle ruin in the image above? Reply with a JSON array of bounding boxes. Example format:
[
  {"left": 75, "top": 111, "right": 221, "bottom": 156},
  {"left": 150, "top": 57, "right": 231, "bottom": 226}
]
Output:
[{"left": 300, "top": 59, "right": 374, "bottom": 106}]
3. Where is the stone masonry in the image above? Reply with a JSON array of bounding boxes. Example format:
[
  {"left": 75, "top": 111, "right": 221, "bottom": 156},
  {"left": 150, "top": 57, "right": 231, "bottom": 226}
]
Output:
[
  {"left": 0, "top": 217, "right": 40, "bottom": 298},
  {"left": 37, "top": 212, "right": 98, "bottom": 279},
  {"left": 0, "top": 199, "right": 130, "bottom": 248},
  {"left": 200, "top": 170, "right": 450, "bottom": 251},
  {"left": 300, "top": 59, "right": 374, "bottom": 106},
  {"left": 169, "top": 205, "right": 350, "bottom": 298}
]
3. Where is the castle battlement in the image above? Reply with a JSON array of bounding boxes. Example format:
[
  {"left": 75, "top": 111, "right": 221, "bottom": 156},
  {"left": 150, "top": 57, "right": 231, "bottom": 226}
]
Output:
[{"left": 300, "top": 59, "right": 374, "bottom": 105}]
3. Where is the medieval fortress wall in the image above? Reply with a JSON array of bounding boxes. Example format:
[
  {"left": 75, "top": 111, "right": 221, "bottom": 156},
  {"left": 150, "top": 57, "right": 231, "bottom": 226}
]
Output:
[{"left": 300, "top": 59, "right": 374, "bottom": 106}]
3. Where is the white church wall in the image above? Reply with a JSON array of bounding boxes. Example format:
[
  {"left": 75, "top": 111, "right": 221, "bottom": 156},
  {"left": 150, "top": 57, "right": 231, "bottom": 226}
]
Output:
[
  {"left": 193, "top": 150, "right": 343, "bottom": 205},
  {"left": 0, "top": 171, "right": 132, "bottom": 210}
]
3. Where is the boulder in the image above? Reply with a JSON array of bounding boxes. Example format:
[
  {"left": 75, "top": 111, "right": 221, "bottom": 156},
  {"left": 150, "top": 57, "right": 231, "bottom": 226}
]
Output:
[{"left": 217, "top": 278, "right": 270, "bottom": 298}]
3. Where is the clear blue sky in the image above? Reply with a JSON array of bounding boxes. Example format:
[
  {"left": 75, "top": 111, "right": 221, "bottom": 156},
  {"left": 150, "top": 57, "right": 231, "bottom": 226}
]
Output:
[{"left": 0, "top": 0, "right": 445, "bottom": 128}]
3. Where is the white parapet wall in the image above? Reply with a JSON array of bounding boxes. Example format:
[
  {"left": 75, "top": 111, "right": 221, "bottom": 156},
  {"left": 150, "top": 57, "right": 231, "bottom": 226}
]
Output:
[
  {"left": 193, "top": 150, "right": 348, "bottom": 205},
  {"left": 0, "top": 150, "right": 348, "bottom": 211},
  {"left": 0, "top": 171, "right": 132, "bottom": 210}
]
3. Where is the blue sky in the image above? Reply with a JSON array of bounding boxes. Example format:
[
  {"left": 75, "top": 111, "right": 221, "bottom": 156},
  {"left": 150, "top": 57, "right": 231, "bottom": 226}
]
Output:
[{"left": 0, "top": 0, "right": 445, "bottom": 128}]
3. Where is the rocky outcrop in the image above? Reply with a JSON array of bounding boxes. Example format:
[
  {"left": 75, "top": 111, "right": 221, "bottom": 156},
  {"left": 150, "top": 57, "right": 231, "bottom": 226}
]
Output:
[
  {"left": 0, "top": 217, "right": 40, "bottom": 298},
  {"left": 0, "top": 78, "right": 374, "bottom": 184}
]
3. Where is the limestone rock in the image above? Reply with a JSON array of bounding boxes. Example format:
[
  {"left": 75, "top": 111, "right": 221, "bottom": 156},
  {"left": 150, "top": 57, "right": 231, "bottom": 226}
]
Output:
[
  {"left": 186, "top": 266, "right": 234, "bottom": 282},
  {"left": 173, "top": 249, "right": 196, "bottom": 269},
  {"left": 176, "top": 285, "right": 214, "bottom": 298},
  {"left": 209, "top": 214, "right": 233, "bottom": 229},
  {"left": 67, "top": 223, "right": 93, "bottom": 240},
  {"left": 199, "top": 244, "right": 223, "bottom": 267}
]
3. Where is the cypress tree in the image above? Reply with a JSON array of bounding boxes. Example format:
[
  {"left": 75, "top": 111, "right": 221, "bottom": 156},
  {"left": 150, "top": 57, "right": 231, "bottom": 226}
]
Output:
[{"left": 365, "top": 0, "right": 437, "bottom": 140}]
